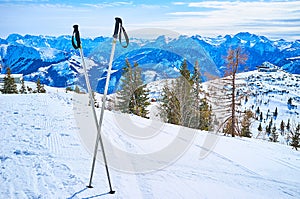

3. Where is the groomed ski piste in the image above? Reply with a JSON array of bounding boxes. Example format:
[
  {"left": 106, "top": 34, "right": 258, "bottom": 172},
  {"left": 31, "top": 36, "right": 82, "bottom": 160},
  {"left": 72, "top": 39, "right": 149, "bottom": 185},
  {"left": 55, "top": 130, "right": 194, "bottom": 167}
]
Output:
[{"left": 1, "top": 84, "right": 300, "bottom": 198}]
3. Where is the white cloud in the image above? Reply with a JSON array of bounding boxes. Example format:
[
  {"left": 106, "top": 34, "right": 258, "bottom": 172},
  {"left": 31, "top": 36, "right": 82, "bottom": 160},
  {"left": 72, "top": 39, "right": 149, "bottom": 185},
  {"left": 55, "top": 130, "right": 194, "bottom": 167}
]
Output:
[
  {"left": 172, "top": 2, "right": 187, "bottom": 6},
  {"left": 140, "top": 4, "right": 166, "bottom": 9},
  {"left": 168, "top": 12, "right": 207, "bottom": 16},
  {"left": 84, "top": 1, "right": 133, "bottom": 8},
  {"left": 163, "top": 1, "right": 300, "bottom": 40},
  {"left": 1, "top": 0, "right": 299, "bottom": 40}
]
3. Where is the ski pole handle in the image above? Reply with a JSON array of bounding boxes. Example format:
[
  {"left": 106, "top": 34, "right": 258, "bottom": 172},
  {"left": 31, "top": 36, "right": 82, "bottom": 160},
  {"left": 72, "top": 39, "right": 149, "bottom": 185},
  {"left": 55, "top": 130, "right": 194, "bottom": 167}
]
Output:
[
  {"left": 72, "top": 25, "right": 81, "bottom": 49},
  {"left": 113, "top": 17, "right": 129, "bottom": 48},
  {"left": 113, "top": 17, "right": 122, "bottom": 39}
]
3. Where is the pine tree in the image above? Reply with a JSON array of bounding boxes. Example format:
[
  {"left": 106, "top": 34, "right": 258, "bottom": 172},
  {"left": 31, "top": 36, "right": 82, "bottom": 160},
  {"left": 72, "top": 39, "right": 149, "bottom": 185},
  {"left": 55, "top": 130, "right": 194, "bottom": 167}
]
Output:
[
  {"left": 160, "top": 60, "right": 213, "bottom": 130},
  {"left": 190, "top": 60, "right": 213, "bottom": 130},
  {"left": 280, "top": 120, "right": 285, "bottom": 136},
  {"left": 36, "top": 78, "right": 46, "bottom": 93},
  {"left": 190, "top": 60, "right": 202, "bottom": 129},
  {"left": 198, "top": 98, "right": 213, "bottom": 131},
  {"left": 269, "top": 124, "right": 278, "bottom": 142},
  {"left": 74, "top": 85, "right": 80, "bottom": 93},
  {"left": 256, "top": 122, "right": 264, "bottom": 139},
  {"left": 175, "top": 59, "right": 193, "bottom": 127},
  {"left": 116, "top": 59, "right": 135, "bottom": 113},
  {"left": 290, "top": 123, "right": 300, "bottom": 150},
  {"left": 129, "top": 84, "right": 150, "bottom": 118},
  {"left": 1, "top": 67, "right": 18, "bottom": 94},
  {"left": 19, "top": 79, "right": 27, "bottom": 94},
  {"left": 265, "top": 124, "right": 271, "bottom": 136},
  {"left": 160, "top": 82, "right": 181, "bottom": 125},
  {"left": 287, "top": 98, "right": 293, "bottom": 110},
  {"left": 27, "top": 86, "right": 33, "bottom": 94},
  {"left": 258, "top": 123, "right": 263, "bottom": 132},
  {"left": 287, "top": 119, "right": 291, "bottom": 132},
  {"left": 116, "top": 59, "right": 150, "bottom": 118},
  {"left": 256, "top": 107, "right": 260, "bottom": 115},
  {"left": 241, "top": 110, "right": 253, "bottom": 137},
  {"left": 259, "top": 112, "right": 263, "bottom": 122},
  {"left": 274, "top": 107, "right": 278, "bottom": 119},
  {"left": 179, "top": 59, "right": 193, "bottom": 85},
  {"left": 268, "top": 118, "right": 273, "bottom": 134}
]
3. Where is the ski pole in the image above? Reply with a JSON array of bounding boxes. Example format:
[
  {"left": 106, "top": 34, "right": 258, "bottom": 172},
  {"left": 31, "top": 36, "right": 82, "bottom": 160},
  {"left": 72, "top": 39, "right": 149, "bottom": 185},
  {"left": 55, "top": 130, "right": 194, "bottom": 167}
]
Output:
[
  {"left": 87, "top": 17, "right": 129, "bottom": 193},
  {"left": 72, "top": 25, "right": 100, "bottom": 141},
  {"left": 72, "top": 25, "right": 115, "bottom": 193}
]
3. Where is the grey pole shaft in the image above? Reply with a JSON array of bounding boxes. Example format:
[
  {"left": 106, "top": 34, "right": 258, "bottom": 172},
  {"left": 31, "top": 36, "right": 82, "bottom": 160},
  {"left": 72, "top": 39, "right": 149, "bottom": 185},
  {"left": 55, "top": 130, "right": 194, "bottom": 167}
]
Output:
[
  {"left": 87, "top": 38, "right": 117, "bottom": 193},
  {"left": 78, "top": 47, "right": 111, "bottom": 189},
  {"left": 79, "top": 47, "right": 98, "bottom": 123}
]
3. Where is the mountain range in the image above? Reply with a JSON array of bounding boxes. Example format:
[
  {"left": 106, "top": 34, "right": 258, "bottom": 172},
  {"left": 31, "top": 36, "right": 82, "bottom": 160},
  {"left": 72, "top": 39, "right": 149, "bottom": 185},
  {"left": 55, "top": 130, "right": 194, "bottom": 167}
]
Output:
[{"left": 0, "top": 32, "right": 299, "bottom": 93}]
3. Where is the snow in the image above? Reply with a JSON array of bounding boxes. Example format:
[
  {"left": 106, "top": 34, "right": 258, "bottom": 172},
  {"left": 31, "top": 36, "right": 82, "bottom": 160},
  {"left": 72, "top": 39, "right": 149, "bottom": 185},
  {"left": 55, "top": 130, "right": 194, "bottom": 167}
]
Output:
[
  {"left": 195, "top": 35, "right": 226, "bottom": 46},
  {"left": 204, "top": 69, "right": 300, "bottom": 142},
  {"left": 16, "top": 39, "right": 25, "bottom": 45},
  {"left": 287, "top": 56, "right": 300, "bottom": 61},
  {"left": 1, "top": 83, "right": 300, "bottom": 198},
  {"left": 37, "top": 47, "right": 59, "bottom": 60},
  {"left": 250, "top": 41, "right": 256, "bottom": 48}
]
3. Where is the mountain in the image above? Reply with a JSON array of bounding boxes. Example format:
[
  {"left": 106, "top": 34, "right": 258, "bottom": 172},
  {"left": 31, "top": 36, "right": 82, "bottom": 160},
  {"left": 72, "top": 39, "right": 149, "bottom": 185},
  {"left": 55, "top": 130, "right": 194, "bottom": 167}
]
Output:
[
  {"left": 0, "top": 32, "right": 299, "bottom": 93},
  {"left": 193, "top": 32, "right": 300, "bottom": 75},
  {"left": 0, "top": 34, "right": 105, "bottom": 87}
]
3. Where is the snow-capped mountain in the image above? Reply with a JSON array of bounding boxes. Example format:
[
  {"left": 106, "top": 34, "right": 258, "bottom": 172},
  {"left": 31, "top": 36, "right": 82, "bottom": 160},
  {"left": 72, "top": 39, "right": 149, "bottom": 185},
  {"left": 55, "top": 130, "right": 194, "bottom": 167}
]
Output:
[
  {"left": 193, "top": 32, "right": 300, "bottom": 75},
  {"left": 0, "top": 34, "right": 106, "bottom": 88},
  {"left": 0, "top": 32, "right": 299, "bottom": 93}
]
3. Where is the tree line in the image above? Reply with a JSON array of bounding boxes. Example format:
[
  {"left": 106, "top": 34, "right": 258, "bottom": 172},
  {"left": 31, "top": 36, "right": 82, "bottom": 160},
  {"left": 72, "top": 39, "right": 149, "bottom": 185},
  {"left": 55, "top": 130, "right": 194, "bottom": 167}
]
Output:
[
  {"left": 114, "top": 48, "right": 252, "bottom": 133},
  {"left": 114, "top": 47, "right": 300, "bottom": 150},
  {"left": 115, "top": 56, "right": 215, "bottom": 132},
  {"left": 0, "top": 67, "right": 46, "bottom": 94}
]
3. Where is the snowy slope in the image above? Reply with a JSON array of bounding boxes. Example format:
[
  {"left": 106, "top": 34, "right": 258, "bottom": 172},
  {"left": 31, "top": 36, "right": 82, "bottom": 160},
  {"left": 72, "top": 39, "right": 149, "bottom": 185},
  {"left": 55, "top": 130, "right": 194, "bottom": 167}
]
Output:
[
  {"left": 1, "top": 85, "right": 300, "bottom": 198},
  {"left": 237, "top": 69, "right": 300, "bottom": 139},
  {"left": 146, "top": 69, "right": 300, "bottom": 143}
]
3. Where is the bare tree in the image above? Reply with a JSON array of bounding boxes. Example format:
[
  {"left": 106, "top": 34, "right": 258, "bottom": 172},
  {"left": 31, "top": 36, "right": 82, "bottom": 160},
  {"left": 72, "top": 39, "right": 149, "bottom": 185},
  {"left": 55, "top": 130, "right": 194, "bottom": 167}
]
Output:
[{"left": 208, "top": 47, "right": 248, "bottom": 137}]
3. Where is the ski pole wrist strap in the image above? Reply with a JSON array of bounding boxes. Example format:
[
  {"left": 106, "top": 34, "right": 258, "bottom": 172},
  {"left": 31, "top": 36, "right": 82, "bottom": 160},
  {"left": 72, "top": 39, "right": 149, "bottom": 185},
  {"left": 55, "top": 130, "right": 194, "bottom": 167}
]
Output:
[
  {"left": 72, "top": 25, "right": 81, "bottom": 49},
  {"left": 113, "top": 17, "right": 129, "bottom": 48}
]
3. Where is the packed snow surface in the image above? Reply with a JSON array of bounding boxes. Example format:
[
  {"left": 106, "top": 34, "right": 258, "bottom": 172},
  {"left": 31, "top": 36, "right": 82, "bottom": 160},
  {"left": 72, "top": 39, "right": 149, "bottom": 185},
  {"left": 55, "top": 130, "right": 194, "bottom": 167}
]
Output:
[{"left": 1, "top": 87, "right": 300, "bottom": 198}]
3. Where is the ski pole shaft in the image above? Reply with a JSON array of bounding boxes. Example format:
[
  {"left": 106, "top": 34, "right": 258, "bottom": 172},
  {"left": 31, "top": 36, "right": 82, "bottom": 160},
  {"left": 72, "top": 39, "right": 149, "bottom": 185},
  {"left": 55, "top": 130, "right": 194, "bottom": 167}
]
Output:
[
  {"left": 72, "top": 25, "right": 114, "bottom": 193},
  {"left": 72, "top": 25, "right": 99, "bottom": 135},
  {"left": 72, "top": 25, "right": 98, "bottom": 132},
  {"left": 88, "top": 38, "right": 117, "bottom": 190},
  {"left": 86, "top": 17, "right": 128, "bottom": 193},
  {"left": 87, "top": 18, "right": 123, "bottom": 193}
]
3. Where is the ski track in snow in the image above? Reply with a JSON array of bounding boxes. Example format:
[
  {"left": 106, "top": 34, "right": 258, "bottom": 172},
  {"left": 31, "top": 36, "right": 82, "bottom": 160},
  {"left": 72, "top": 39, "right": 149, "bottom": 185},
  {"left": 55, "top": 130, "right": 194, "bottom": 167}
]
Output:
[
  {"left": 0, "top": 92, "right": 88, "bottom": 198},
  {"left": 1, "top": 90, "right": 300, "bottom": 198}
]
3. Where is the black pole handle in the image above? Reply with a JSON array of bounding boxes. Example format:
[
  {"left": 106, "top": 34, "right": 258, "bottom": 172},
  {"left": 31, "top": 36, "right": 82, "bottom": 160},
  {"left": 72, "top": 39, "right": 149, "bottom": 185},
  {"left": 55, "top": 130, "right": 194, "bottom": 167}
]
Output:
[
  {"left": 113, "top": 18, "right": 122, "bottom": 39},
  {"left": 113, "top": 17, "right": 129, "bottom": 48},
  {"left": 72, "top": 25, "right": 81, "bottom": 49}
]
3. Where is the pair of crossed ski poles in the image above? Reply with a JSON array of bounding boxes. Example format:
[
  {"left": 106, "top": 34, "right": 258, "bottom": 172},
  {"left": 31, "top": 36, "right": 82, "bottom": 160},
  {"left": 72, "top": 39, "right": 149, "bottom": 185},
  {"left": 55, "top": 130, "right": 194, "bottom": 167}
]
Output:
[{"left": 72, "top": 17, "right": 129, "bottom": 194}]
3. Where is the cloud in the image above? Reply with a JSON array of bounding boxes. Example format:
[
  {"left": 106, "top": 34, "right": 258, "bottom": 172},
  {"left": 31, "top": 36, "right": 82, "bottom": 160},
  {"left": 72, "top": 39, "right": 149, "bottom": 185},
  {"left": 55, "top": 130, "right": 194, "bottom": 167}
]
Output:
[
  {"left": 172, "top": 2, "right": 187, "bottom": 6},
  {"left": 168, "top": 12, "right": 207, "bottom": 16},
  {"left": 83, "top": 1, "right": 133, "bottom": 8},
  {"left": 1, "top": 0, "right": 299, "bottom": 40},
  {"left": 163, "top": 1, "right": 300, "bottom": 40},
  {"left": 140, "top": 4, "right": 166, "bottom": 9}
]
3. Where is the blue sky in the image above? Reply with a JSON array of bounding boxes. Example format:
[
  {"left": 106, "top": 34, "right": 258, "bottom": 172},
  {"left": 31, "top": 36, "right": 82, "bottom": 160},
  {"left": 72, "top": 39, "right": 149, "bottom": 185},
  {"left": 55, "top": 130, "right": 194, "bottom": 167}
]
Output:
[{"left": 0, "top": 0, "right": 299, "bottom": 40}]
